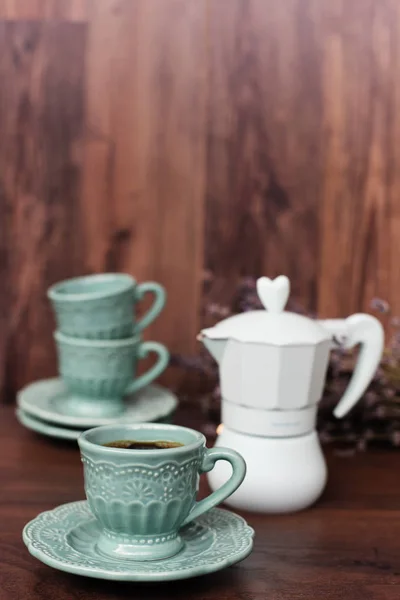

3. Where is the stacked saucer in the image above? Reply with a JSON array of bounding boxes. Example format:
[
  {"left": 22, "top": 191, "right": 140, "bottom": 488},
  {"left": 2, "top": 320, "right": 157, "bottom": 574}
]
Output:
[
  {"left": 17, "top": 273, "right": 177, "bottom": 441},
  {"left": 16, "top": 379, "right": 178, "bottom": 441}
]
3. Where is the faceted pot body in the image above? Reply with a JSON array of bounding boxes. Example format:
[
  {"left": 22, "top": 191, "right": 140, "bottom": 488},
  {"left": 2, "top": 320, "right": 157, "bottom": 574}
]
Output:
[{"left": 220, "top": 338, "right": 332, "bottom": 410}]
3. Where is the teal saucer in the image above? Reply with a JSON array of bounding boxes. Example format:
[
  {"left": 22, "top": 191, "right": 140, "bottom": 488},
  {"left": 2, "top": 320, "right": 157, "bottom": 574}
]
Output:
[
  {"left": 16, "top": 408, "right": 175, "bottom": 442},
  {"left": 17, "top": 379, "right": 178, "bottom": 428},
  {"left": 16, "top": 409, "right": 84, "bottom": 440},
  {"left": 23, "top": 501, "right": 254, "bottom": 581}
]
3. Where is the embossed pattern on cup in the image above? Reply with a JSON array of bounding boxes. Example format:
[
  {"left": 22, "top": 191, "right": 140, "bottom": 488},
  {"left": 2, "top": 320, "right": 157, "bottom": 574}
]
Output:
[
  {"left": 48, "top": 273, "right": 165, "bottom": 339},
  {"left": 54, "top": 333, "right": 169, "bottom": 419},
  {"left": 82, "top": 454, "right": 201, "bottom": 537},
  {"left": 78, "top": 423, "right": 246, "bottom": 561},
  {"left": 55, "top": 334, "right": 141, "bottom": 399}
]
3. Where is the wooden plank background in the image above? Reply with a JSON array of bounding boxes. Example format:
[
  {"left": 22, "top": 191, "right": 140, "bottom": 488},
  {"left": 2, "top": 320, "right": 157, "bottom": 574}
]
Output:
[{"left": 0, "top": 0, "right": 399, "bottom": 400}]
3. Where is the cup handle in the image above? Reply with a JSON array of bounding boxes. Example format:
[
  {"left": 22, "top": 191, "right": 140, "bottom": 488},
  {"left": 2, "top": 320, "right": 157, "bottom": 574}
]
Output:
[
  {"left": 126, "top": 341, "right": 170, "bottom": 395},
  {"left": 134, "top": 282, "right": 166, "bottom": 333},
  {"left": 181, "top": 447, "right": 246, "bottom": 526}
]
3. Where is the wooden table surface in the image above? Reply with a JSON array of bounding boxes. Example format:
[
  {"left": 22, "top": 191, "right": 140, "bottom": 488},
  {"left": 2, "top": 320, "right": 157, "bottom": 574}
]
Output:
[{"left": 1, "top": 402, "right": 400, "bottom": 600}]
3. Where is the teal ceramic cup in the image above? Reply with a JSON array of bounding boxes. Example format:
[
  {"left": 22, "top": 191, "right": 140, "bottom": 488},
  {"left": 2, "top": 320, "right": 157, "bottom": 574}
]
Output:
[
  {"left": 54, "top": 332, "right": 169, "bottom": 418},
  {"left": 78, "top": 423, "right": 246, "bottom": 561},
  {"left": 48, "top": 273, "right": 166, "bottom": 339}
]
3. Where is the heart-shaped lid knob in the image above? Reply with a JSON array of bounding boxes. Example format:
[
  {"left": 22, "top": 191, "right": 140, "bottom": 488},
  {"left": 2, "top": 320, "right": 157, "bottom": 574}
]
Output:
[
  {"left": 200, "top": 274, "right": 331, "bottom": 345},
  {"left": 256, "top": 276, "right": 290, "bottom": 313}
]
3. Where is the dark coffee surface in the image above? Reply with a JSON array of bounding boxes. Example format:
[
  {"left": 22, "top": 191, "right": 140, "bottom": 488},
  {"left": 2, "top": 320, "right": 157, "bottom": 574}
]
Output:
[{"left": 103, "top": 439, "right": 184, "bottom": 450}]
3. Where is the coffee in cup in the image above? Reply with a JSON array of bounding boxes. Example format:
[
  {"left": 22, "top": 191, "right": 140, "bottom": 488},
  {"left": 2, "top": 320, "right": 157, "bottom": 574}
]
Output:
[{"left": 103, "top": 440, "right": 184, "bottom": 450}]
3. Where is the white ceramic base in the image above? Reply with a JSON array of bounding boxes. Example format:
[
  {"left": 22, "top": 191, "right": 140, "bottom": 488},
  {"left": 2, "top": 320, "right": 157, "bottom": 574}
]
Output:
[
  {"left": 222, "top": 400, "right": 317, "bottom": 437},
  {"left": 208, "top": 426, "right": 327, "bottom": 513}
]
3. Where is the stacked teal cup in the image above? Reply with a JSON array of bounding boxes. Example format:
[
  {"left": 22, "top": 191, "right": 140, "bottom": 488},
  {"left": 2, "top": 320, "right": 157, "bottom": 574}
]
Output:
[{"left": 48, "top": 274, "right": 169, "bottom": 419}]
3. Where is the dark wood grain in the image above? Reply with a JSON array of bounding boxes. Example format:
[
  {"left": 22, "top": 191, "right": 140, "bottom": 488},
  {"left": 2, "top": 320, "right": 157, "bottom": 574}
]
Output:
[
  {"left": 2, "top": 0, "right": 400, "bottom": 401},
  {"left": 0, "top": 1, "right": 206, "bottom": 400},
  {"left": 205, "top": 0, "right": 400, "bottom": 324},
  {"left": 0, "top": 21, "right": 86, "bottom": 401},
  {"left": 1, "top": 402, "right": 400, "bottom": 600},
  {"left": 318, "top": 0, "right": 400, "bottom": 322},
  {"left": 0, "top": 0, "right": 88, "bottom": 21},
  {"left": 206, "top": 0, "right": 322, "bottom": 311},
  {"left": 83, "top": 0, "right": 206, "bottom": 358}
]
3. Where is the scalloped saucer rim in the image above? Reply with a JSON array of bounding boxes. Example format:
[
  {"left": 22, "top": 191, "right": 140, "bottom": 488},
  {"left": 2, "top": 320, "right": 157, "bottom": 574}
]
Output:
[
  {"left": 23, "top": 501, "right": 254, "bottom": 581},
  {"left": 17, "top": 378, "right": 178, "bottom": 428}
]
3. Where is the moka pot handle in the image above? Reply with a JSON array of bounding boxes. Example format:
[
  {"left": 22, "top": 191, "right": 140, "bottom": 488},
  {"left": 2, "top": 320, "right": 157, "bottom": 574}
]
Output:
[{"left": 318, "top": 314, "right": 384, "bottom": 418}]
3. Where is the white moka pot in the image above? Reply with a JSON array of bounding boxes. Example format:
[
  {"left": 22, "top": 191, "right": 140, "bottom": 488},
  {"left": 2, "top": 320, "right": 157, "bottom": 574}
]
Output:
[{"left": 199, "top": 276, "right": 384, "bottom": 513}]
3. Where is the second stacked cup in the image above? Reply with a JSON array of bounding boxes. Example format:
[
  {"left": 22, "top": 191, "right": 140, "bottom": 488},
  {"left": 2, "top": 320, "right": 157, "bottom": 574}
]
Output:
[{"left": 48, "top": 273, "right": 169, "bottom": 419}]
